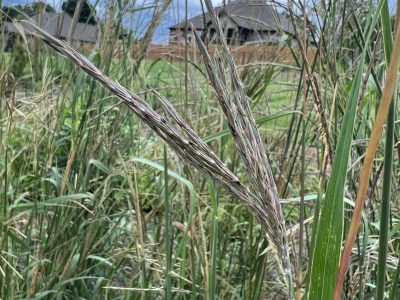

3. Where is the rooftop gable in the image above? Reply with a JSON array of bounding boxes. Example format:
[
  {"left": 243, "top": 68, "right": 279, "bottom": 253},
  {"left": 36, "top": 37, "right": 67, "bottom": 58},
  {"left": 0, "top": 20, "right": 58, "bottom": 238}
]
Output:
[
  {"left": 169, "top": 0, "right": 294, "bottom": 35},
  {"left": 26, "top": 11, "right": 98, "bottom": 43}
]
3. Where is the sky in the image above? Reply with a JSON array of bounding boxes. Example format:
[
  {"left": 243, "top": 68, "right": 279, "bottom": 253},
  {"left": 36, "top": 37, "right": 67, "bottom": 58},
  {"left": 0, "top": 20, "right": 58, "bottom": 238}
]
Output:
[
  {"left": 2, "top": 0, "right": 223, "bottom": 43},
  {"left": 2, "top": 0, "right": 398, "bottom": 44}
]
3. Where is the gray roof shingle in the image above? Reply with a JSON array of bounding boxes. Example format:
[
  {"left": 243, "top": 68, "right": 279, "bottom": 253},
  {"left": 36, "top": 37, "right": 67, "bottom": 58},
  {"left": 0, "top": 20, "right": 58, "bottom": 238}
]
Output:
[
  {"left": 17, "top": 11, "right": 98, "bottom": 43},
  {"left": 169, "top": 0, "right": 294, "bottom": 35}
]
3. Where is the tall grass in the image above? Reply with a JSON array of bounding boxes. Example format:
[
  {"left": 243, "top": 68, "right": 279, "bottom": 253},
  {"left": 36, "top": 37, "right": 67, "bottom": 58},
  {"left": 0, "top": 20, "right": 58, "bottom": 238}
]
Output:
[{"left": 0, "top": 0, "right": 399, "bottom": 299}]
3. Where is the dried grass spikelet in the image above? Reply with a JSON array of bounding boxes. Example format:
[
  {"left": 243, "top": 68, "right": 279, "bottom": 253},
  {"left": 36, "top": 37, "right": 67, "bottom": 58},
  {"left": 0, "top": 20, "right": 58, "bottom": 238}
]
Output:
[
  {"left": 22, "top": 2, "right": 292, "bottom": 293},
  {"left": 196, "top": 0, "right": 292, "bottom": 291}
]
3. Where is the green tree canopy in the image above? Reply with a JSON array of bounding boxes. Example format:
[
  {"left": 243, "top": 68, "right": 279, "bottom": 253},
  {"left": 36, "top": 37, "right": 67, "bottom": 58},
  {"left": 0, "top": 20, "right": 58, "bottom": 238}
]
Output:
[
  {"left": 61, "top": 0, "right": 97, "bottom": 25},
  {"left": 24, "top": 2, "right": 56, "bottom": 16},
  {"left": 1, "top": 2, "right": 55, "bottom": 22},
  {"left": 1, "top": 5, "right": 24, "bottom": 21}
]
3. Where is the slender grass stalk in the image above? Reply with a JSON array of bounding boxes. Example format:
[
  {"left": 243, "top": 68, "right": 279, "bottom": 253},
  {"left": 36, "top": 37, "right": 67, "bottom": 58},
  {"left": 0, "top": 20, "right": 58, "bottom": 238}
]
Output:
[
  {"left": 0, "top": 87, "right": 10, "bottom": 299},
  {"left": 296, "top": 117, "right": 306, "bottom": 300},
  {"left": 184, "top": 0, "right": 188, "bottom": 117},
  {"left": 164, "top": 145, "right": 173, "bottom": 300},
  {"left": 67, "top": 0, "right": 84, "bottom": 44},
  {"left": 208, "top": 181, "right": 218, "bottom": 300},
  {"left": 297, "top": 3, "right": 308, "bottom": 293},
  {"left": 251, "top": 239, "right": 268, "bottom": 300},
  {"left": 280, "top": 74, "right": 305, "bottom": 197},
  {"left": 287, "top": 0, "right": 333, "bottom": 164},
  {"left": 120, "top": 156, "right": 148, "bottom": 300},
  {"left": 389, "top": 251, "right": 400, "bottom": 300},
  {"left": 358, "top": 214, "right": 369, "bottom": 300}
]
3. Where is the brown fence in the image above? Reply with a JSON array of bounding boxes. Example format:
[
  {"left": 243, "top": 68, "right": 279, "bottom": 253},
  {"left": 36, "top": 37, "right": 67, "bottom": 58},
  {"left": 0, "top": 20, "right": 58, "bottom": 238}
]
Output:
[
  {"left": 114, "top": 44, "right": 319, "bottom": 65},
  {"left": 76, "top": 42, "right": 318, "bottom": 65}
]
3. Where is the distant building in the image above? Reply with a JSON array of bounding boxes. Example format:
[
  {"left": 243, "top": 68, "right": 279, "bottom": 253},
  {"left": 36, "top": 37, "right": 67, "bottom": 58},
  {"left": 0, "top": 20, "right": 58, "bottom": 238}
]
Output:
[
  {"left": 3, "top": 11, "right": 98, "bottom": 50},
  {"left": 3, "top": 21, "right": 18, "bottom": 49},
  {"left": 169, "top": 0, "right": 295, "bottom": 46}
]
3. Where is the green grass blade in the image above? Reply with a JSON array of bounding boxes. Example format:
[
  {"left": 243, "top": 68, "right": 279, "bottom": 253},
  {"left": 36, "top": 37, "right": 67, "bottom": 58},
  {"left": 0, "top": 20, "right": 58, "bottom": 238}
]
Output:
[
  {"left": 389, "top": 251, "right": 400, "bottom": 300},
  {"left": 8, "top": 193, "right": 92, "bottom": 211},
  {"left": 208, "top": 181, "right": 218, "bottom": 300},
  {"left": 131, "top": 157, "right": 195, "bottom": 193},
  {"left": 381, "top": 0, "right": 393, "bottom": 60},
  {"left": 307, "top": 44, "right": 366, "bottom": 300},
  {"left": 3, "top": 227, "right": 30, "bottom": 251},
  {"left": 164, "top": 145, "right": 173, "bottom": 300}
]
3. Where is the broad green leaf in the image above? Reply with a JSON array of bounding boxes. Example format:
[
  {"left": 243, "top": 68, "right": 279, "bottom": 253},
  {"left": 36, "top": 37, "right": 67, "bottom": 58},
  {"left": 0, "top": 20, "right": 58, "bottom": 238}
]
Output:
[
  {"left": 308, "top": 61, "right": 363, "bottom": 300},
  {"left": 307, "top": 3, "right": 383, "bottom": 297}
]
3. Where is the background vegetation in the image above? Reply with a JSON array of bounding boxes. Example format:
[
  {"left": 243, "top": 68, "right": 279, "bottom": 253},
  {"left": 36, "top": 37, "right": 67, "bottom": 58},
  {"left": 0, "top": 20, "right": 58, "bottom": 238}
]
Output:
[{"left": 0, "top": 0, "right": 399, "bottom": 299}]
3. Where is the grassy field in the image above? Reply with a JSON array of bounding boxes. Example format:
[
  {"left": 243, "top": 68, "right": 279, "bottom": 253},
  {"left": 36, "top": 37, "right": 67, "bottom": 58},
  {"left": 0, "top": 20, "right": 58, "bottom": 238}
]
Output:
[
  {"left": 0, "top": 47, "right": 303, "bottom": 300},
  {"left": 1, "top": 0, "right": 400, "bottom": 299}
]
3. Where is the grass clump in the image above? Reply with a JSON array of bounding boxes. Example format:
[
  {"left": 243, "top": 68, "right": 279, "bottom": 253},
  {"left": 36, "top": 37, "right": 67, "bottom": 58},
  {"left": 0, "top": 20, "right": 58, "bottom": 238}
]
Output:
[{"left": 1, "top": 0, "right": 399, "bottom": 299}]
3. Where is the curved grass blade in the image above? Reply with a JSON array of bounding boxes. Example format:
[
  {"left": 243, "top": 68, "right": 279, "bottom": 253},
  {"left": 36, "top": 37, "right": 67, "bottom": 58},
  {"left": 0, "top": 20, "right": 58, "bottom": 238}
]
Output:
[
  {"left": 203, "top": 110, "right": 301, "bottom": 143},
  {"left": 8, "top": 193, "right": 93, "bottom": 211}
]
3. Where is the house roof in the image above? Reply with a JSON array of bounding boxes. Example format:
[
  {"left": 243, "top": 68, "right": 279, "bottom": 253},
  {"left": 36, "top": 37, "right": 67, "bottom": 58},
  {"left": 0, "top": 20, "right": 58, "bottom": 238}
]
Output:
[
  {"left": 4, "top": 22, "right": 18, "bottom": 34},
  {"left": 171, "top": 14, "right": 207, "bottom": 31},
  {"left": 21, "top": 11, "right": 98, "bottom": 43},
  {"left": 169, "top": 0, "right": 294, "bottom": 35}
]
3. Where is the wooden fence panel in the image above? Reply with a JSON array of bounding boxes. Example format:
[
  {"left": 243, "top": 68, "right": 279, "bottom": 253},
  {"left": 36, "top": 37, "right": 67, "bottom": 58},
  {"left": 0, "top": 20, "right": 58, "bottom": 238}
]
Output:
[
  {"left": 85, "top": 42, "right": 318, "bottom": 65},
  {"left": 139, "top": 44, "right": 318, "bottom": 65}
]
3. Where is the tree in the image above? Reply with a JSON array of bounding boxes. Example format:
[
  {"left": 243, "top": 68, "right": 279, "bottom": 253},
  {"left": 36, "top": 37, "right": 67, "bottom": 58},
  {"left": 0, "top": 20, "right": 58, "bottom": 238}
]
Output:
[
  {"left": 1, "top": 2, "right": 55, "bottom": 22},
  {"left": 23, "top": 2, "right": 56, "bottom": 16},
  {"left": 62, "top": 0, "right": 97, "bottom": 25},
  {"left": 1, "top": 5, "right": 24, "bottom": 21}
]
